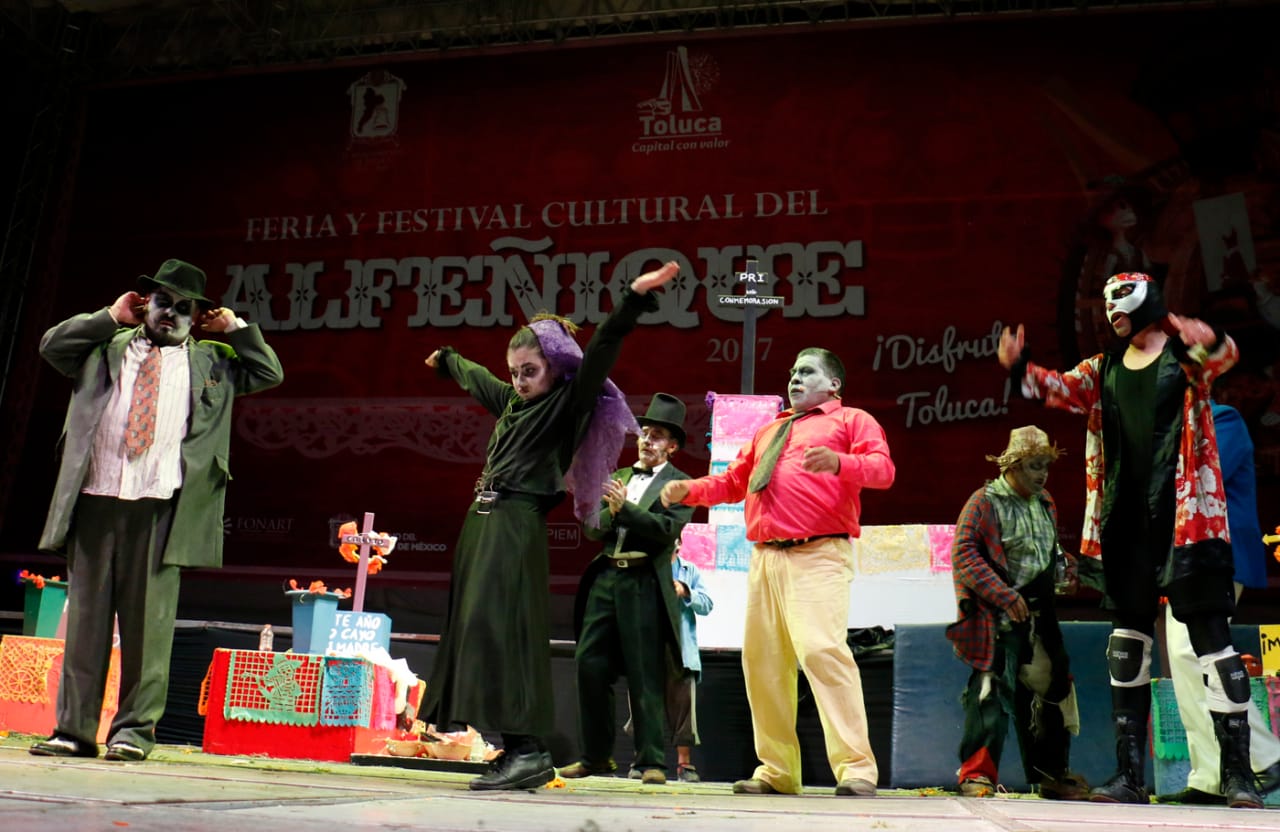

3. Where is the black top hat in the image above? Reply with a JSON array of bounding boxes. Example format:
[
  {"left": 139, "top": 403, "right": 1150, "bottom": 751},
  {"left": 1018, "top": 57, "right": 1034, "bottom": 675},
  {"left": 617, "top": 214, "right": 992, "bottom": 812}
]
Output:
[
  {"left": 637, "top": 393, "right": 686, "bottom": 448},
  {"left": 138, "top": 259, "right": 215, "bottom": 310}
]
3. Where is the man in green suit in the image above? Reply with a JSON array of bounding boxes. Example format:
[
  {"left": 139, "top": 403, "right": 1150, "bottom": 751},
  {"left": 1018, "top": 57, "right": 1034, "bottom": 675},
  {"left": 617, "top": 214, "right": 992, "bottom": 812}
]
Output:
[
  {"left": 30, "top": 259, "right": 284, "bottom": 761},
  {"left": 560, "top": 393, "right": 694, "bottom": 785}
]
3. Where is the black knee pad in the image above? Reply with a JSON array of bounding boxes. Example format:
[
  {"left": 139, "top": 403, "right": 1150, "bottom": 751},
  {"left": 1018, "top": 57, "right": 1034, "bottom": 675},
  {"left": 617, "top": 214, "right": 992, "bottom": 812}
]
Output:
[
  {"left": 1106, "top": 629, "right": 1152, "bottom": 688},
  {"left": 1213, "top": 653, "right": 1252, "bottom": 706}
]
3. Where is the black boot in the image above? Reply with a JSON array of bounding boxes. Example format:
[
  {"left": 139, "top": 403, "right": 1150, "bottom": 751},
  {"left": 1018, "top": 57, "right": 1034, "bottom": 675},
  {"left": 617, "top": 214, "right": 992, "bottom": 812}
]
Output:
[
  {"left": 1212, "top": 711, "right": 1263, "bottom": 809},
  {"left": 1089, "top": 713, "right": 1149, "bottom": 804}
]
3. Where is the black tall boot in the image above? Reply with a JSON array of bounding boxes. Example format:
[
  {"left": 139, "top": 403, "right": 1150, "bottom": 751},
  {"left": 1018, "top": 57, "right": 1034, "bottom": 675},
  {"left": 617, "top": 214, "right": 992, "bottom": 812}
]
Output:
[
  {"left": 1212, "top": 711, "right": 1263, "bottom": 809},
  {"left": 1089, "top": 713, "right": 1149, "bottom": 804}
]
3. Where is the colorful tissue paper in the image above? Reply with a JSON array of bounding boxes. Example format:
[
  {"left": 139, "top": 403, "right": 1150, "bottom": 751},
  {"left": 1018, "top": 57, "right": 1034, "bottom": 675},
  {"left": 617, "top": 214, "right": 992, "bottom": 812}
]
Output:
[
  {"left": 679, "top": 523, "right": 717, "bottom": 571},
  {"left": 927, "top": 524, "right": 956, "bottom": 573}
]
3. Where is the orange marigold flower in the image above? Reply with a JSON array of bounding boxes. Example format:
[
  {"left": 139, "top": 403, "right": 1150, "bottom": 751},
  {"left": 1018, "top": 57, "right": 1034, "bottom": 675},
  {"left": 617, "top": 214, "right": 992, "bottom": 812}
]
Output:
[
  {"left": 287, "top": 578, "right": 353, "bottom": 598},
  {"left": 18, "top": 570, "right": 60, "bottom": 589},
  {"left": 337, "top": 520, "right": 391, "bottom": 574}
]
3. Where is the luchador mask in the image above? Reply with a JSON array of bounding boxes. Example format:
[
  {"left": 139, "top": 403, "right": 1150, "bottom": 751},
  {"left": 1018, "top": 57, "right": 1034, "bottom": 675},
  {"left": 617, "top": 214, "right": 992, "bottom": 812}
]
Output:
[{"left": 1103, "top": 272, "right": 1167, "bottom": 337}]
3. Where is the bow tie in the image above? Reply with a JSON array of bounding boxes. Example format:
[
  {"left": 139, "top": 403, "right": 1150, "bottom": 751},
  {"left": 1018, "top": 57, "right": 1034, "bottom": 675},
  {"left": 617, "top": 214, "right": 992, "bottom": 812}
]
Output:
[{"left": 631, "top": 466, "right": 654, "bottom": 477}]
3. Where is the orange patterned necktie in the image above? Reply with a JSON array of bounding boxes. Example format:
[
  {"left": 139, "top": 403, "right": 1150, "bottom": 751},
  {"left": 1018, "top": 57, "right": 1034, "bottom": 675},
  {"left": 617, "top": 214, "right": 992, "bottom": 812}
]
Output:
[{"left": 124, "top": 345, "right": 162, "bottom": 459}]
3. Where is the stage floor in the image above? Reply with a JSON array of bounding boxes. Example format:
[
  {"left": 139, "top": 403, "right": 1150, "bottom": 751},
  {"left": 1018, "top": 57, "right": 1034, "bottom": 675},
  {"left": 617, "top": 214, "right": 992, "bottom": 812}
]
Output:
[{"left": 3, "top": 737, "right": 1278, "bottom": 832}]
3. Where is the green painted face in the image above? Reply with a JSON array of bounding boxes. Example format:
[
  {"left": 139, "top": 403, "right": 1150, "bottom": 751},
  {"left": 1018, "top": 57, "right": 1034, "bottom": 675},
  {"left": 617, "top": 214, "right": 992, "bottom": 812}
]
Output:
[
  {"left": 1006, "top": 455, "right": 1053, "bottom": 498},
  {"left": 787, "top": 353, "right": 839, "bottom": 411},
  {"left": 144, "top": 288, "right": 196, "bottom": 345}
]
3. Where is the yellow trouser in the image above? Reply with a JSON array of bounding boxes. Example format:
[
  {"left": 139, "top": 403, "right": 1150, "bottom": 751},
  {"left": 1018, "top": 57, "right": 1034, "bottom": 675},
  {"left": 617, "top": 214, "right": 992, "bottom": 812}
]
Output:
[{"left": 742, "top": 537, "right": 877, "bottom": 793}]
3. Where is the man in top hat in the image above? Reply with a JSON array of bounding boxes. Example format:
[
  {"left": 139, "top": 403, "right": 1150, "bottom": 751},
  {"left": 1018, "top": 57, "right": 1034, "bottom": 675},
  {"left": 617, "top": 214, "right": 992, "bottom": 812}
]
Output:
[
  {"left": 946, "top": 426, "right": 1089, "bottom": 801},
  {"left": 30, "top": 259, "right": 283, "bottom": 762},
  {"left": 560, "top": 393, "right": 694, "bottom": 785}
]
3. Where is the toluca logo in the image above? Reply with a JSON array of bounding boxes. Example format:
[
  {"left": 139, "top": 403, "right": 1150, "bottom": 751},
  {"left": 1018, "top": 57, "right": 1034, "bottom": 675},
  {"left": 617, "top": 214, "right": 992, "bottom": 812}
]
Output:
[
  {"left": 642, "top": 112, "right": 721, "bottom": 138},
  {"left": 634, "top": 46, "right": 727, "bottom": 154},
  {"left": 347, "top": 70, "right": 407, "bottom": 141}
]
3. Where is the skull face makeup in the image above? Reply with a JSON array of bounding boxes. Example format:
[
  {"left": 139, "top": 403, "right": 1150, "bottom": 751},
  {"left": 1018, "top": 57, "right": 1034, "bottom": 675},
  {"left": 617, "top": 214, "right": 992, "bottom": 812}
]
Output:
[
  {"left": 144, "top": 289, "right": 196, "bottom": 346},
  {"left": 1103, "top": 272, "right": 1167, "bottom": 338}
]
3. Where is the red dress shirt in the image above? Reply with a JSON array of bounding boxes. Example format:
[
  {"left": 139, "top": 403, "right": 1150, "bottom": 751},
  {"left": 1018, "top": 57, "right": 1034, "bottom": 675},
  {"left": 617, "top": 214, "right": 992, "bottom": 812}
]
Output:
[{"left": 681, "top": 398, "right": 895, "bottom": 541}]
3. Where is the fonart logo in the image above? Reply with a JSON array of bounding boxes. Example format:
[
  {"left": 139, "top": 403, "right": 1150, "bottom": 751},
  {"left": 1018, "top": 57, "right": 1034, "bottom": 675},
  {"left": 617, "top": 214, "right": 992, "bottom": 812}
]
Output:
[
  {"left": 232, "top": 516, "right": 296, "bottom": 537},
  {"left": 633, "top": 46, "right": 729, "bottom": 155},
  {"left": 348, "top": 70, "right": 407, "bottom": 141}
]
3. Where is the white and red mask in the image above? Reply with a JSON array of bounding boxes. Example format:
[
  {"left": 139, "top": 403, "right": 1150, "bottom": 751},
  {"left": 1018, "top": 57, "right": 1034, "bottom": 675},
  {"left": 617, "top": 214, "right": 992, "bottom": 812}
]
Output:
[{"left": 1103, "top": 272, "right": 1166, "bottom": 337}]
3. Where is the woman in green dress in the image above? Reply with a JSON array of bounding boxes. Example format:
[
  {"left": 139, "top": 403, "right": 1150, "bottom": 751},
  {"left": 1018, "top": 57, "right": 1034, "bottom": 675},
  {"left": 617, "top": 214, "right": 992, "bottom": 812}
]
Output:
[{"left": 422, "top": 261, "right": 679, "bottom": 790}]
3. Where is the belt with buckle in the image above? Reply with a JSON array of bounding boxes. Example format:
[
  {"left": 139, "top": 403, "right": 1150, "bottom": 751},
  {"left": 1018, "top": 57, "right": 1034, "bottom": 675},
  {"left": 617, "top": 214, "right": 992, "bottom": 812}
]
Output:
[
  {"left": 606, "top": 552, "right": 649, "bottom": 569},
  {"left": 474, "top": 489, "right": 543, "bottom": 516},
  {"left": 763, "top": 533, "right": 849, "bottom": 549}
]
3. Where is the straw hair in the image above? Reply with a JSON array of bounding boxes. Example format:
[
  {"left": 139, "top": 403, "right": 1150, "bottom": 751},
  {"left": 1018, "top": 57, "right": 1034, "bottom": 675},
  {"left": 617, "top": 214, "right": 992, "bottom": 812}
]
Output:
[{"left": 986, "top": 426, "right": 1064, "bottom": 472}]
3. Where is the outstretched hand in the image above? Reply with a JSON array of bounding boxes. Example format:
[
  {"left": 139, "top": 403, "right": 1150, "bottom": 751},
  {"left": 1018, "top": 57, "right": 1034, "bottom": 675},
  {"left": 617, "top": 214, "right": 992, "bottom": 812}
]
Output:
[
  {"left": 425, "top": 350, "right": 441, "bottom": 369},
  {"left": 631, "top": 261, "right": 680, "bottom": 295},
  {"left": 1165, "top": 314, "right": 1216, "bottom": 348},
  {"left": 660, "top": 480, "right": 690, "bottom": 508},
  {"left": 997, "top": 324, "right": 1025, "bottom": 370}
]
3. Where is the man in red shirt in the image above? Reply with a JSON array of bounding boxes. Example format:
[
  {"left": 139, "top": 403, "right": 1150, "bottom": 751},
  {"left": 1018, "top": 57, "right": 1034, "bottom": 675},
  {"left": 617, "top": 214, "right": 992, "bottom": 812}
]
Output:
[{"left": 661, "top": 347, "right": 894, "bottom": 797}]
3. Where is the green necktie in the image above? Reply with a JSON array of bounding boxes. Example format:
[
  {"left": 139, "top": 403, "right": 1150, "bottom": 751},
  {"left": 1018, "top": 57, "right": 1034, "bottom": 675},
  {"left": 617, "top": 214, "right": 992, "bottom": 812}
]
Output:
[{"left": 748, "top": 409, "right": 814, "bottom": 493}]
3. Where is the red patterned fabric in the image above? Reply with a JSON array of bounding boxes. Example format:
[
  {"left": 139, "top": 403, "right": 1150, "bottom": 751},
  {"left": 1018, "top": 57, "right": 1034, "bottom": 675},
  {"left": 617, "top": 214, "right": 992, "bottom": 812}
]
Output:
[{"left": 1018, "top": 337, "right": 1238, "bottom": 558}]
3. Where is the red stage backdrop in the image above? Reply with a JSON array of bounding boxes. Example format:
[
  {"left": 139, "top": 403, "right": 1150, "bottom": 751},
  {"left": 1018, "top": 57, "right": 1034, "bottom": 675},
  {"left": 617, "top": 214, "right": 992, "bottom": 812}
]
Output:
[{"left": 6, "top": 13, "right": 1279, "bottom": 595}]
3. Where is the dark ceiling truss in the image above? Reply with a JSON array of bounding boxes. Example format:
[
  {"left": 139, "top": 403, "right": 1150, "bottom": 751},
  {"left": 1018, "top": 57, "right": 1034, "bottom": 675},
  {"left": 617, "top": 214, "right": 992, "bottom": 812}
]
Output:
[{"left": 2, "top": 0, "right": 1256, "bottom": 80}]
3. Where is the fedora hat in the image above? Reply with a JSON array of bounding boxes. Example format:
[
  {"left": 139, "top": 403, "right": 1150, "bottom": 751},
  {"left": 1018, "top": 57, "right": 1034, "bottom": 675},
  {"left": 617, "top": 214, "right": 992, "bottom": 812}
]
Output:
[
  {"left": 138, "top": 259, "right": 214, "bottom": 309},
  {"left": 637, "top": 393, "right": 686, "bottom": 448}
]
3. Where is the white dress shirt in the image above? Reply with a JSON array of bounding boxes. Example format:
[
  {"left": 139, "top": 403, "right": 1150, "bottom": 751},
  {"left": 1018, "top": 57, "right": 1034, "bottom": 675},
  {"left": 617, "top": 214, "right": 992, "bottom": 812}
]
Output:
[
  {"left": 624, "top": 460, "right": 667, "bottom": 505},
  {"left": 82, "top": 334, "right": 191, "bottom": 500}
]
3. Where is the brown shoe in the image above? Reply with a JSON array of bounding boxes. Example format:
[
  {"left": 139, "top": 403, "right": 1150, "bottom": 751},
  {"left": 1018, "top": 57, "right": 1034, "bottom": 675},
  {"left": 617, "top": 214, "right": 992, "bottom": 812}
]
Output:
[
  {"left": 733, "top": 778, "right": 779, "bottom": 794},
  {"left": 1038, "top": 771, "right": 1089, "bottom": 801},
  {"left": 959, "top": 776, "right": 995, "bottom": 798},
  {"left": 677, "top": 764, "right": 701, "bottom": 783},
  {"left": 835, "top": 778, "right": 876, "bottom": 797},
  {"left": 640, "top": 769, "right": 667, "bottom": 785},
  {"left": 558, "top": 759, "right": 617, "bottom": 778}
]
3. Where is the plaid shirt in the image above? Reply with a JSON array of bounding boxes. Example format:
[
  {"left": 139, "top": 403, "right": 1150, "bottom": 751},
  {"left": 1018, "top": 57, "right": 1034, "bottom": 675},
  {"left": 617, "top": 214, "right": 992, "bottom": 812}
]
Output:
[{"left": 944, "top": 482, "right": 1065, "bottom": 672}]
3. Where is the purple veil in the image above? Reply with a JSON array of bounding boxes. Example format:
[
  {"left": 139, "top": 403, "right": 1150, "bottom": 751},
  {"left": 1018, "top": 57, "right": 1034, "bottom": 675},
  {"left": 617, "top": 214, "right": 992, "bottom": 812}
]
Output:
[{"left": 530, "top": 318, "right": 639, "bottom": 527}]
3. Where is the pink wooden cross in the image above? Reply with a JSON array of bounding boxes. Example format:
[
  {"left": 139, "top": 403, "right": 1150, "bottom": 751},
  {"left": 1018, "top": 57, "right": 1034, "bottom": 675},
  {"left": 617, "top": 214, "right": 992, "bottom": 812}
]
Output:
[{"left": 340, "top": 511, "right": 397, "bottom": 612}]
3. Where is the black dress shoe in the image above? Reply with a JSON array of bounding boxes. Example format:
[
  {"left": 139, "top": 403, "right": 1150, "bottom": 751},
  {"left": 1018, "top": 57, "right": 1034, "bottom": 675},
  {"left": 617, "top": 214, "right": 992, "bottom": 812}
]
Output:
[
  {"left": 30, "top": 735, "right": 98, "bottom": 758},
  {"left": 469, "top": 750, "right": 555, "bottom": 791},
  {"left": 1154, "top": 787, "right": 1226, "bottom": 805},
  {"left": 104, "top": 741, "right": 147, "bottom": 761}
]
